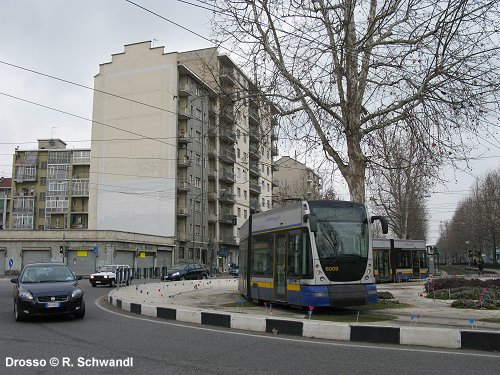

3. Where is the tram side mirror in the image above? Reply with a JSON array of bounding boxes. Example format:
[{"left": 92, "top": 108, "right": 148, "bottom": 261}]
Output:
[
  {"left": 370, "top": 215, "right": 388, "bottom": 234},
  {"left": 304, "top": 213, "right": 318, "bottom": 233}
]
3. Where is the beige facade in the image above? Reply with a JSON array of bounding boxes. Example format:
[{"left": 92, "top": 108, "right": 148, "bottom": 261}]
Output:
[
  {"left": 273, "top": 156, "right": 322, "bottom": 204},
  {"left": 8, "top": 139, "right": 90, "bottom": 231},
  {"left": 89, "top": 41, "right": 277, "bottom": 268}
]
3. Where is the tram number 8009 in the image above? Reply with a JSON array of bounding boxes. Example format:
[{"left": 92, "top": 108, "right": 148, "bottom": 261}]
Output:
[{"left": 324, "top": 266, "right": 339, "bottom": 272}]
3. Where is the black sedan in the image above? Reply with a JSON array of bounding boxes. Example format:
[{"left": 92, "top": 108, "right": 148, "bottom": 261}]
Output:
[
  {"left": 161, "top": 263, "right": 209, "bottom": 281},
  {"left": 11, "top": 263, "right": 85, "bottom": 321}
]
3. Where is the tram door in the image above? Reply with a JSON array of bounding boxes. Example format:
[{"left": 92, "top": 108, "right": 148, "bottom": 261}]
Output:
[
  {"left": 274, "top": 233, "right": 287, "bottom": 302},
  {"left": 412, "top": 251, "right": 420, "bottom": 277},
  {"left": 377, "top": 249, "right": 391, "bottom": 282}
]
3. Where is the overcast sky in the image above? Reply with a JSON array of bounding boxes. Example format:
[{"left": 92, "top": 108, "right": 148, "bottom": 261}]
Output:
[{"left": 1, "top": 0, "right": 498, "bottom": 244}]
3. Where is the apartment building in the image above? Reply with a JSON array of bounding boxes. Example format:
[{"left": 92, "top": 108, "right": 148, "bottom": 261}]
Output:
[
  {"left": 273, "top": 156, "right": 322, "bottom": 205},
  {"left": 8, "top": 139, "right": 90, "bottom": 231},
  {"left": 89, "top": 41, "right": 277, "bottom": 269}
]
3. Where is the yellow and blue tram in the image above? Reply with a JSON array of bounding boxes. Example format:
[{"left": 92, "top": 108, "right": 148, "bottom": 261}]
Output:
[
  {"left": 238, "top": 200, "right": 388, "bottom": 307},
  {"left": 372, "top": 239, "right": 429, "bottom": 282}
]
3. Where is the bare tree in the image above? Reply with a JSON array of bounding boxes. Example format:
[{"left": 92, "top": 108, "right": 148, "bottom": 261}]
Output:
[
  {"left": 437, "top": 168, "right": 500, "bottom": 264},
  {"left": 212, "top": 0, "right": 500, "bottom": 201},
  {"left": 367, "top": 122, "right": 432, "bottom": 239}
]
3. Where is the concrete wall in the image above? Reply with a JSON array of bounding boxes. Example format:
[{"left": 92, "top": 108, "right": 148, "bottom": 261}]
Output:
[{"left": 89, "top": 41, "right": 178, "bottom": 237}]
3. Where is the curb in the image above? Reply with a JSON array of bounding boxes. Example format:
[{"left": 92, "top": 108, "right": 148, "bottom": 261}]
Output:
[{"left": 107, "top": 291, "right": 500, "bottom": 352}]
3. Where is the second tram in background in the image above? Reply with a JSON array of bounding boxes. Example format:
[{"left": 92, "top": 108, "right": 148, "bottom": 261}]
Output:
[
  {"left": 238, "top": 200, "right": 388, "bottom": 307},
  {"left": 372, "top": 239, "right": 429, "bottom": 282}
]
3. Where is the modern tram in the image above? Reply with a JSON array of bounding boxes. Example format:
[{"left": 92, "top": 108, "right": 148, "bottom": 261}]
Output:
[
  {"left": 238, "top": 200, "right": 388, "bottom": 307},
  {"left": 372, "top": 239, "right": 429, "bottom": 282}
]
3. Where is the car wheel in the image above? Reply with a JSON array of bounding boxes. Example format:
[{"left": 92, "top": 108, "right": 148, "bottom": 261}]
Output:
[
  {"left": 201, "top": 274, "right": 208, "bottom": 279},
  {"left": 14, "top": 302, "right": 25, "bottom": 322},
  {"left": 91, "top": 283, "right": 96, "bottom": 287},
  {"left": 110, "top": 279, "right": 115, "bottom": 287},
  {"left": 126, "top": 279, "right": 130, "bottom": 286},
  {"left": 179, "top": 276, "right": 185, "bottom": 281},
  {"left": 74, "top": 305, "right": 85, "bottom": 319}
]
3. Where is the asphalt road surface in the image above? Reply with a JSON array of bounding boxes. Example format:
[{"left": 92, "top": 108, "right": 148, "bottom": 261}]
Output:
[{"left": 0, "top": 278, "right": 498, "bottom": 374}]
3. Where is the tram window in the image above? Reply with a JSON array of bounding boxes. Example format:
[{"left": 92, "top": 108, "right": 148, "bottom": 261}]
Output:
[
  {"left": 418, "top": 251, "right": 427, "bottom": 268},
  {"left": 396, "top": 251, "right": 411, "bottom": 268},
  {"left": 301, "top": 231, "right": 313, "bottom": 278},
  {"left": 252, "top": 234, "right": 273, "bottom": 276},
  {"left": 240, "top": 238, "right": 247, "bottom": 275},
  {"left": 287, "top": 230, "right": 301, "bottom": 278}
]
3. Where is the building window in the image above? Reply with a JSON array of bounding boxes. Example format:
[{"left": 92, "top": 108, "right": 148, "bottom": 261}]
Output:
[
  {"left": 195, "top": 201, "right": 201, "bottom": 212},
  {"left": 237, "top": 148, "right": 241, "bottom": 158},
  {"left": 196, "top": 154, "right": 201, "bottom": 165},
  {"left": 267, "top": 166, "right": 270, "bottom": 175},
  {"left": 237, "top": 187, "right": 241, "bottom": 197},
  {"left": 243, "top": 133, "right": 247, "bottom": 143},
  {"left": 243, "top": 152, "right": 247, "bottom": 161},
  {"left": 196, "top": 109, "right": 201, "bottom": 120},
  {"left": 179, "top": 247, "right": 185, "bottom": 259},
  {"left": 237, "top": 167, "right": 241, "bottom": 178},
  {"left": 236, "top": 129, "right": 240, "bottom": 139},
  {"left": 40, "top": 177, "right": 46, "bottom": 186},
  {"left": 195, "top": 177, "right": 201, "bottom": 188},
  {"left": 244, "top": 210, "right": 248, "bottom": 219},
  {"left": 267, "top": 200, "right": 270, "bottom": 208},
  {"left": 195, "top": 225, "right": 200, "bottom": 235},
  {"left": 267, "top": 183, "right": 270, "bottom": 192},
  {"left": 237, "top": 207, "right": 241, "bottom": 218},
  {"left": 244, "top": 190, "right": 247, "bottom": 200}
]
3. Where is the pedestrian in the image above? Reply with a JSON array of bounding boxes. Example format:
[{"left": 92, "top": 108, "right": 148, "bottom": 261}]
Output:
[{"left": 478, "top": 258, "right": 484, "bottom": 276}]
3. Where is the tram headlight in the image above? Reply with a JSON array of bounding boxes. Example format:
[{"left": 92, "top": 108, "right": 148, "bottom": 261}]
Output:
[
  {"left": 316, "top": 269, "right": 322, "bottom": 275},
  {"left": 367, "top": 269, "right": 371, "bottom": 274},
  {"left": 365, "top": 276, "right": 369, "bottom": 280}
]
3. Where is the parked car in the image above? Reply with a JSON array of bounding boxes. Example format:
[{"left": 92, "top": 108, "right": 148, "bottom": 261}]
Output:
[
  {"left": 161, "top": 263, "right": 209, "bottom": 281},
  {"left": 11, "top": 263, "right": 85, "bottom": 321},
  {"left": 229, "top": 266, "right": 239, "bottom": 277},
  {"left": 89, "top": 265, "right": 132, "bottom": 287}
]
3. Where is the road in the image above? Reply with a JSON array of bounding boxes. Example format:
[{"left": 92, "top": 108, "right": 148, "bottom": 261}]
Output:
[{"left": 0, "top": 278, "right": 498, "bottom": 374}]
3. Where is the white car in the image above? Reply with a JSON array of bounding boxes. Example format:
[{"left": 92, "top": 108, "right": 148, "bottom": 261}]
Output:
[{"left": 89, "top": 265, "right": 132, "bottom": 287}]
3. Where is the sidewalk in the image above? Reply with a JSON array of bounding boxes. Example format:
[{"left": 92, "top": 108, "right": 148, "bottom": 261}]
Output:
[{"left": 111, "top": 277, "right": 500, "bottom": 331}]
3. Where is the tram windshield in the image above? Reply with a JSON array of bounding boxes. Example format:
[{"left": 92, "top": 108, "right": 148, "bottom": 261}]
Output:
[{"left": 309, "top": 202, "right": 369, "bottom": 260}]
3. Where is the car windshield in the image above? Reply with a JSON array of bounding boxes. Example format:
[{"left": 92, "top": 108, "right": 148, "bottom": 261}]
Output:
[
  {"left": 99, "top": 266, "right": 117, "bottom": 272},
  {"left": 171, "top": 264, "right": 188, "bottom": 271},
  {"left": 20, "top": 265, "right": 75, "bottom": 283}
]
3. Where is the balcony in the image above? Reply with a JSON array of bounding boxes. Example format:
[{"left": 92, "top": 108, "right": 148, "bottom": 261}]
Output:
[
  {"left": 249, "top": 180, "right": 261, "bottom": 194},
  {"left": 249, "top": 162, "right": 260, "bottom": 177},
  {"left": 249, "top": 144, "right": 260, "bottom": 160},
  {"left": 178, "top": 132, "right": 191, "bottom": 144},
  {"left": 207, "top": 191, "right": 218, "bottom": 201},
  {"left": 178, "top": 79, "right": 191, "bottom": 97},
  {"left": 272, "top": 145, "right": 279, "bottom": 156},
  {"left": 14, "top": 165, "right": 37, "bottom": 183},
  {"left": 177, "top": 207, "right": 190, "bottom": 217},
  {"left": 218, "top": 214, "right": 236, "bottom": 225},
  {"left": 220, "top": 67, "right": 236, "bottom": 86},
  {"left": 12, "top": 196, "right": 35, "bottom": 213},
  {"left": 207, "top": 213, "right": 217, "bottom": 223},
  {"left": 208, "top": 149, "right": 217, "bottom": 160},
  {"left": 208, "top": 169, "right": 217, "bottom": 180},
  {"left": 177, "top": 180, "right": 191, "bottom": 192},
  {"left": 177, "top": 158, "right": 192, "bottom": 168},
  {"left": 178, "top": 105, "right": 190, "bottom": 120},
  {"left": 219, "top": 127, "right": 236, "bottom": 143},
  {"left": 219, "top": 236, "right": 238, "bottom": 246},
  {"left": 249, "top": 108, "right": 260, "bottom": 125},
  {"left": 177, "top": 232, "right": 187, "bottom": 242},
  {"left": 220, "top": 108, "right": 235, "bottom": 123},
  {"left": 219, "top": 191, "right": 235, "bottom": 203},
  {"left": 249, "top": 200, "right": 261, "bottom": 213},
  {"left": 71, "top": 179, "right": 89, "bottom": 197},
  {"left": 220, "top": 148, "right": 236, "bottom": 164},
  {"left": 219, "top": 169, "right": 235, "bottom": 183},
  {"left": 208, "top": 122, "right": 217, "bottom": 136},
  {"left": 249, "top": 125, "right": 261, "bottom": 142}
]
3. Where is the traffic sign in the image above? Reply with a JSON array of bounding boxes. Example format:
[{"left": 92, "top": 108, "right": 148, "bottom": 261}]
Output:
[{"left": 8, "top": 259, "right": 13, "bottom": 268}]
